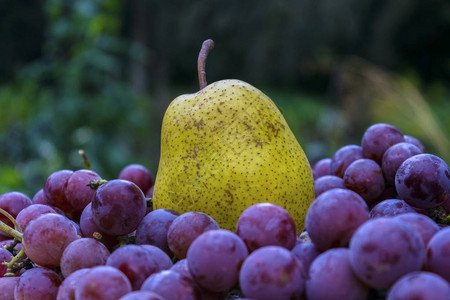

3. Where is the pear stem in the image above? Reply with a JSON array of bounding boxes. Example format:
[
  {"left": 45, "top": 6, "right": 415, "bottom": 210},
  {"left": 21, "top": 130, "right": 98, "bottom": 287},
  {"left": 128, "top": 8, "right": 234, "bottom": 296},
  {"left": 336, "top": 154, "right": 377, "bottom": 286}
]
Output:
[{"left": 198, "top": 39, "right": 215, "bottom": 90}]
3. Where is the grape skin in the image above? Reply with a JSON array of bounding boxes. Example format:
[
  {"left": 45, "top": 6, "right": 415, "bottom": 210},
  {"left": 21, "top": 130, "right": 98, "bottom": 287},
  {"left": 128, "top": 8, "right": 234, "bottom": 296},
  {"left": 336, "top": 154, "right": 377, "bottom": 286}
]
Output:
[
  {"left": 305, "top": 188, "right": 369, "bottom": 251},
  {"left": 381, "top": 142, "right": 422, "bottom": 186},
  {"left": 118, "top": 164, "right": 154, "bottom": 195},
  {"left": 60, "top": 237, "right": 110, "bottom": 278},
  {"left": 349, "top": 217, "right": 425, "bottom": 289},
  {"left": 187, "top": 229, "right": 248, "bottom": 293},
  {"left": 394, "top": 212, "right": 440, "bottom": 247},
  {"left": 167, "top": 211, "right": 219, "bottom": 259},
  {"left": 135, "top": 208, "right": 180, "bottom": 256},
  {"left": 306, "top": 248, "right": 369, "bottom": 300},
  {"left": 425, "top": 227, "right": 450, "bottom": 282},
  {"left": 395, "top": 153, "right": 450, "bottom": 209},
  {"left": 118, "top": 291, "right": 165, "bottom": 300},
  {"left": 56, "top": 268, "right": 91, "bottom": 300},
  {"left": 239, "top": 245, "right": 305, "bottom": 300},
  {"left": 330, "top": 144, "right": 363, "bottom": 177},
  {"left": 106, "top": 244, "right": 173, "bottom": 290},
  {"left": 0, "top": 191, "right": 32, "bottom": 237},
  {"left": 290, "top": 241, "right": 320, "bottom": 273},
  {"left": 43, "top": 169, "right": 74, "bottom": 213},
  {"left": 236, "top": 202, "right": 297, "bottom": 252},
  {"left": 313, "top": 175, "right": 345, "bottom": 198},
  {"left": 0, "top": 247, "right": 13, "bottom": 277},
  {"left": 0, "top": 276, "right": 20, "bottom": 300},
  {"left": 361, "top": 123, "right": 404, "bottom": 164},
  {"left": 91, "top": 179, "right": 147, "bottom": 236},
  {"left": 15, "top": 203, "right": 57, "bottom": 232},
  {"left": 387, "top": 271, "right": 450, "bottom": 300},
  {"left": 14, "top": 267, "right": 62, "bottom": 300},
  {"left": 75, "top": 265, "right": 132, "bottom": 300},
  {"left": 343, "top": 158, "right": 385, "bottom": 204},
  {"left": 64, "top": 169, "right": 102, "bottom": 215},
  {"left": 311, "top": 158, "right": 332, "bottom": 179},
  {"left": 369, "top": 199, "right": 416, "bottom": 218},
  {"left": 22, "top": 213, "right": 78, "bottom": 268},
  {"left": 141, "top": 270, "right": 201, "bottom": 300}
]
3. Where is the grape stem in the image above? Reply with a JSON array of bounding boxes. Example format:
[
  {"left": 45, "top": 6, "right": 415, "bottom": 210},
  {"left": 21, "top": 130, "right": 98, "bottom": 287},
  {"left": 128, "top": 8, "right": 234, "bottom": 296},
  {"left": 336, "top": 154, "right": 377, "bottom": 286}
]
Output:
[
  {"left": 0, "top": 208, "right": 19, "bottom": 230},
  {"left": 198, "top": 39, "right": 215, "bottom": 90},
  {"left": 87, "top": 179, "right": 108, "bottom": 190},
  {"left": 4, "top": 246, "right": 25, "bottom": 277},
  {"left": 79, "top": 149, "right": 93, "bottom": 170},
  {"left": 0, "top": 220, "right": 22, "bottom": 242}
]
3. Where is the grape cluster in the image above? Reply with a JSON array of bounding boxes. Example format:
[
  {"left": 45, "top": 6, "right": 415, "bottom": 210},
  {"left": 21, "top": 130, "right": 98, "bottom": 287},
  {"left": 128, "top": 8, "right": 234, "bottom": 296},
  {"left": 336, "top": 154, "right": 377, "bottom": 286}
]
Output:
[{"left": 0, "top": 122, "right": 449, "bottom": 300}]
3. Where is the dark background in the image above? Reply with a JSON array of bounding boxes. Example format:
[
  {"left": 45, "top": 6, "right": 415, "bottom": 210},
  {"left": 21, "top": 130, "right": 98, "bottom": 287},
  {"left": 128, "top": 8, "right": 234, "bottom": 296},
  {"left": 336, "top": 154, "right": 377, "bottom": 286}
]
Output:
[{"left": 0, "top": 0, "right": 449, "bottom": 195}]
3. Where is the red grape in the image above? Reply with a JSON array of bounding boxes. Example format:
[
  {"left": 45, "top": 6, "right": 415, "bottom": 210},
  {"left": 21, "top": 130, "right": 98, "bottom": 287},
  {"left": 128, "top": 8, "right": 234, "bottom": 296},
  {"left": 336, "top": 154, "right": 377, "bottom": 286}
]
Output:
[
  {"left": 425, "top": 227, "right": 450, "bottom": 281},
  {"left": 239, "top": 245, "right": 305, "bottom": 300},
  {"left": 22, "top": 213, "right": 78, "bottom": 268},
  {"left": 91, "top": 179, "right": 146, "bottom": 236},
  {"left": 118, "top": 164, "right": 154, "bottom": 195},
  {"left": 349, "top": 217, "right": 425, "bottom": 289},
  {"left": 403, "top": 134, "right": 426, "bottom": 152},
  {"left": 14, "top": 267, "right": 62, "bottom": 300},
  {"left": 395, "top": 153, "right": 449, "bottom": 209},
  {"left": 306, "top": 248, "right": 369, "bottom": 300},
  {"left": 64, "top": 169, "right": 102, "bottom": 215},
  {"left": 394, "top": 212, "right": 440, "bottom": 247},
  {"left": 361, "top": 123, "right": 404, "bottom": 164},
  {"left": 343, "top": 158, "right": 385, "bottom": 204},
  {"left": 43, "top": 169, "right": 74, "bottom": 213},
  {"left": 330, "top": 144, "right": 363, "bottom": 177},
  {"left": 0, "top": 191, "right": 32, "bottom": 237},
  {"left": 313, "top": 175, "right": 345, "bottom": 197},
  {"left": 381, "top": 142, "right": 422, "bottom": 186},
  {"left": 369, "top": 199, "right": 416, "bottom": 218},
  {"left": 141, "top": 269, "right": 201, "bottom": 300},
  {"left": 0, "top": 247, "right": 13, "bottom": 277},
  {"left": 187, "top": 229, "right": 248, "bottom": 292},
  {"left": 311, "top": 158, "right": 332, "bottom": 179},
  {"left": 56, "top": 268, "right": 90, "bottom": 300},
  {"left": 31, "top": 188, "right": 47, "bottom": 205},
  {"left": 167, "top": 211, "right": 219, "bottom": 259},
  {"left": 387, "top": 271, "right": 450, "bottom": 300},
  {"left": 118, "top": 291, "right": 165, "bottom": 300},
  {"left": 135, "top": 208, "right": 180, "bottom": 256},
  {"left": 290, "top": 241, "right": 320, "bottom": 274},
  {"left": 60, "top": 237, "right": 110, "bottom": 278},
  {"left": 0, "top": 276, "right": 20, "bottom": 300},
  {"left": 15, "top": 203, "right": 56, "bottom": 231},
  {"left": 305, "top": 188, "right": 369, "bottom": 251},
  {"left": 106, "top": 244, "right": 173, "bottom": 290},
  {"left": 75, "top": 265, "right": 132, "bottom": 300},
  {"left": 236, "top": 202, "right": 297, "bottom": 252}
]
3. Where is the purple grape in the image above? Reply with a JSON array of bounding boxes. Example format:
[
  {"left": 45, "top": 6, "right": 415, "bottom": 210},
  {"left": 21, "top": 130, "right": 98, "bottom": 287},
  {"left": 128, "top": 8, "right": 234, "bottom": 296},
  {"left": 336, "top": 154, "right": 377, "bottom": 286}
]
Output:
[
  {"left": 187, "top": 229, "right": 248, "bottom": 292},
  {"left": 343, "top": 158, "right": 385, "bottom": 204},
  {"left": 306, "top": 248, "right": 369, "bottom": 300},
  {"left": 236, "top": 202, "right": 297, "bottom": 252},
  {"left": 91, "top": 179, "right": 146, "bottom": 236},
  {"left": 106, "top": 244, "right": 172, "bottom": 290},
  {"left": 56, "top": 268, "right": 91, "bottom": 300},
  {"left": 330, "top": 145, "right": 363, "bottom": 177},
  {"left": 60, "top": 237, "right": 110, "bottom": 278},
  {"left": 43, "top": 169, "right": 74, "bottom": 214},
  {"left": 381, "top": 142, "right": 422, "bottom": 186},
  {"left": 314, "top": 175, "right": 345, "bottom": 197},
  {"left": 369, "top": 199, "right": 416, "bottom": 218},
  {"left": 0, "top": 191, "right": 32, "bottom": 237},
  {"left": 75, "top": 266, "right": 132, "bottom": 300},
  {"left": 167, "top": 211, "right": 219, "bottom": 259},
  {"left": 14, "top": 267, "right": 62, "bottom": 300},
  {"left": 425, "top": 227, "right": 450, "bottom": 281},
  {"left": 22, "top": 213, "right": 78, "bottom": 268},
  {"left": 349, "top": 217, "right": 425, "bottom": 289},
  {"left": 305, "top": 188, "right": 369, "bottom": 251},
  {"left": 290, "top": 241, "right": 320, "bottom": 273},
  {"left": 79, "top": 202, "right": 120, "bottom": 249},
  {"left": 361, "top": 123, "right": 405, "bottom": 164},
  {"left": 395, "top": 153, "right": 450, "bottom": 209},
  {"left": 0, "top": 247, "right": 13, "bottom": 277},
  {"left": 15, "top": 203, "right": 57, "bottom": 232},
  {"left": 118, "top": 291, "right": 165, "bottom": 300},
  {"left": 118, "top": 164, "right": 154, "bottom": 195},
  {"left": 31, "top": 188, "right": 47, "bottom": 205},
  {"left": 64, "top": 169, "right": 102, "bottom": 215},
  {"left": 239, "top": 245, "right": 305, "bottom": 300},
  {"left": 0, "top": 276, "right": 20, "bottom": 300},
  {"left": 387, "top": 271, "right": 450, "bottom": 300},
  {"left": 141, "top": 270, "right": 201, "bottom": 300},
  {"left": 170, "top": 258, "right": 193, "bottom": 280},
  {"left": 394, "top": 212, "right": 440, "bottom": 247},
  {"left": 312, "top": 158, "right": 332, "bottom": 179},
  {"left": 404, "top": 134, "right": 426, "bottom": 152},
  {"left": 135, "top": 208, "right": 180, "bottom": 256}
]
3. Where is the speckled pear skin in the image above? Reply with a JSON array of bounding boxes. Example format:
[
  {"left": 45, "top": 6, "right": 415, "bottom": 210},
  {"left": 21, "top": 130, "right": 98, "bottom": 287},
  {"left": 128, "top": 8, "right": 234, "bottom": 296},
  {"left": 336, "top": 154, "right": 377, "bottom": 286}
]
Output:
[{"left": 152, "top": 79, "right": 315, "bottom": 232}]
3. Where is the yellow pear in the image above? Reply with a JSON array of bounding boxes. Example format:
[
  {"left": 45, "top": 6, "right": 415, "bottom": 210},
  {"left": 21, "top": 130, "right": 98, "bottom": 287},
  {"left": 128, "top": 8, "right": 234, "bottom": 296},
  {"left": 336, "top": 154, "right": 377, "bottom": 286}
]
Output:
[{"left": 152, "top": 40, "right": 314, "bottom": 232}]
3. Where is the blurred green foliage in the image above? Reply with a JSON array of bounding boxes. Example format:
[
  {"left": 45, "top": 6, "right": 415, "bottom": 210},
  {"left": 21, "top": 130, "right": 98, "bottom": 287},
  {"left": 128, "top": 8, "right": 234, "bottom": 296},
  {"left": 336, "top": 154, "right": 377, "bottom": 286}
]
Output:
[{"left": 0, "top": 0, "right": 449, "bottom": 196}]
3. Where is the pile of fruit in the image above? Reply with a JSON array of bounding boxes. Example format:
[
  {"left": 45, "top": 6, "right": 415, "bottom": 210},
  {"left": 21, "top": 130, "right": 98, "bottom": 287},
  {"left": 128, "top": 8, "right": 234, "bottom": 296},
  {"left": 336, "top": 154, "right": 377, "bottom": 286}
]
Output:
[{"left": 1, "top": 40, "right": 449, "bottom": 300}]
